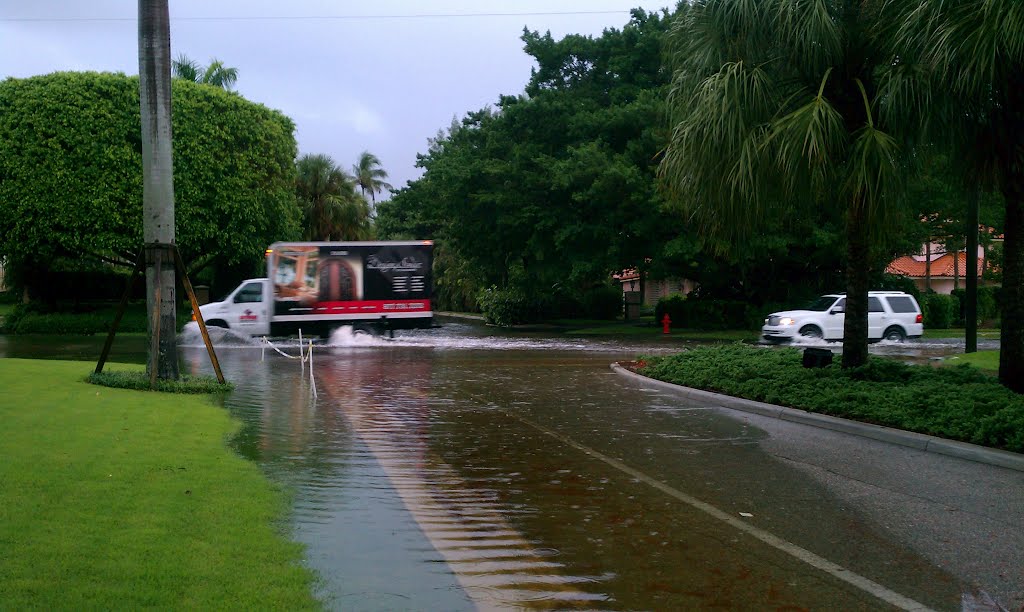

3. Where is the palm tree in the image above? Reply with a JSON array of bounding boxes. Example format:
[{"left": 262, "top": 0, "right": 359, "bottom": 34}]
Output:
[
  {"left": 883, "top": 0, "right": 1024, "bottom": 390},
  {"left": 660, "top": 0, "right": 905, "bottom": 368},
  {"left": 352, "top": 151, "right": 394, "bottom": 204},
  {"left": 138, "top": 0, "right": 178, "bottom": 379},
  {"left": 171, "top": 54, "right": 238, "bottom": 90},
  {"left": 296, "top": 154, "right": 373, "bottom": 241}
]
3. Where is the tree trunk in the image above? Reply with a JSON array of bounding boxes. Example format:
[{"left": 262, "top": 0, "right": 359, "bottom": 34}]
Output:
[
  {"left": 999, "top": 180, "right": 1024, "bottom": 392},
  {"left": 139, "top": 0, "right": 178, "bottom": 380},
  {"left": 924, "top": 236, "right": 931, "bottom": 293},
  {"left": 953, "top": 240, "right": 959, "bottom": 291},
  {"left": 965, "top": 189, "right": 979, "bottom": 353},
  {"left": 842, "top": 197, "right": 870, "bottom": 368}
]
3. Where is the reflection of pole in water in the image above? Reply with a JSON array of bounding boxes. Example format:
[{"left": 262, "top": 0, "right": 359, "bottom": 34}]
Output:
[{"left": 316, "top": 359, "right": 611, "bottom": 610}]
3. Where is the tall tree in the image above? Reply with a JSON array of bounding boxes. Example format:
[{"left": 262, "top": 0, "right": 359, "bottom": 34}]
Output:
[
  {"left": 296, "top": 153, "right": 372, "bottom": 241},
  {"left": 352, "top": 151, "right": 393, "bottom": 204},
  {"left": 660, "top": 0, "right": 907, "bottom": 368},
  {"left": 138, "top": 0, "right": 178, "bottom": 380},
  {"left": 883, "top": 0, "right": 1024, "bottom": 390},
  {"left": 172, "top": 54, "right": 238, "bottom": 90}
]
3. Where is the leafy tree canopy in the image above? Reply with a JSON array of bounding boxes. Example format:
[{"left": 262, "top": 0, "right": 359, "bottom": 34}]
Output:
[
  {"left": 377, "top": 7, "right": 853, "bottom": 314},
  {"left": 0, "top": 71, "right": 301, "bottom": 296}
]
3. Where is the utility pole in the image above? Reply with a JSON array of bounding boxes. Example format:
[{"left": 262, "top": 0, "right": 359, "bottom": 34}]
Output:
[{"left": 138, "top": 0, "right": 178, "bottom": 379}]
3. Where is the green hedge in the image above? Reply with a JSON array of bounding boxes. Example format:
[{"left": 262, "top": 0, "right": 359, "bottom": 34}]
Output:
[
  {"left": 476, "top": 283, "right": 625, "bottom": 326},
  {"left": 0, "top": 302, "right": 188, "bottom": 335},
  {"left": 924, "top": 293, "right": 957, "bottom": 329},
  {"left": 578, "top": 284, "right": 624, "bottom": 320},
  {"left": 654, "top": 294, "right": 768, "bottom": 330},
  {"left": 88, "top": 370, "right": 233, "bottom": 394},
  {"left": 476, "top": 285, "right": 538, "bottom": 326},
  {"left": 950, "top": 286, "right": 1001, "bottom": 325},
  {"left": 639, "top": 344, "right": 1024, "bottom": 452}
]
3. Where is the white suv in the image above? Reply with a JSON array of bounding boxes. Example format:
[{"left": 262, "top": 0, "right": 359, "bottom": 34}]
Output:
[{"left": 762, "top": 291, "right": 923, "bottom": 343}]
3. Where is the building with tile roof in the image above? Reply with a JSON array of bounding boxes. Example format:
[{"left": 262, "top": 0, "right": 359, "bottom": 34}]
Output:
[{"left": 886, "top": 236, "right": 1000, "bottom": 294}]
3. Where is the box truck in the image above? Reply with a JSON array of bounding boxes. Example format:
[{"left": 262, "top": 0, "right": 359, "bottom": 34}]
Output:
[{"left": 196, "top": 241, "right": 433, "bottom": 337}]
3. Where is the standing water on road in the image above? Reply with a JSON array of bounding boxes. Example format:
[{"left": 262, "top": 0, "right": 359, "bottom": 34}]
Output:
[{"left": 172, "top": 322, "right": 984, "bottom": 610}]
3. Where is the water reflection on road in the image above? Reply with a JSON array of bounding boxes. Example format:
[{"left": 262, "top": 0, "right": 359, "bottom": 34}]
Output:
[{"left": 174, "top": 323, "right": 968, "bottom": 610}]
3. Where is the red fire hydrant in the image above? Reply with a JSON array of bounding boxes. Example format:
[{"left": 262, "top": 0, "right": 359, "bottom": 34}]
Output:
[{"left": 661, "top": 313, "right": 671, "bottom": 334}]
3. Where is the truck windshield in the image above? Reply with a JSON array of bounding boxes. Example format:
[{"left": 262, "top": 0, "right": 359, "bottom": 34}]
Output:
[{"left": 805, "top": 296, "right": 839, "bottom": 311}]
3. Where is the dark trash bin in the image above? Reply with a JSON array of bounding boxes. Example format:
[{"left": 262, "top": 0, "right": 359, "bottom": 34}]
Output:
[{"left": 802, "top": 347, "right": 834, "bottom": 368}]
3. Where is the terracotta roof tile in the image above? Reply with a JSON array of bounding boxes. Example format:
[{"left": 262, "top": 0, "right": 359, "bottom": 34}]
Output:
[{"left": 885, "top": 253, "right": 983, "bottom": 278}]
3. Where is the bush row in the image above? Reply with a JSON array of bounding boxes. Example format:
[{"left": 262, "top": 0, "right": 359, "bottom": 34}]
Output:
[
  {"left": 950, "top": 286, "right": 1001, "bottom": 324},
  {"left": 653, "top": 294, "right": 786, "bottom": 331},
  {"left": 0, "top": 302, "right": 186, "bottom": 335},
  {"left": 88, "top": 370, "right": 233, "bottom": 394},
  {"left": 638, "top": 344, "right": 1024, "bottom": 453},
  {"left": 476, "top": 284, "right": 623, "bottom": 326},
  {"left": 652, "top": 287, "right": 1002, "bottom": 333}
]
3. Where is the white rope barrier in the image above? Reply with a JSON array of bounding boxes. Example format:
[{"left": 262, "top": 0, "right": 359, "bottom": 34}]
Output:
[
  {"left": 308, "top": 339, "right": 317, "bottom": 399},
  {"left": 258, "top": 334, "right": 317, "bottom": 399}
]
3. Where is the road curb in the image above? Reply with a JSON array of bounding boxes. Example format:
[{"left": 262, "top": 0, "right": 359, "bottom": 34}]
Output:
[{"left": 610, "top": 362, "right": 1024, "bottom": 473}]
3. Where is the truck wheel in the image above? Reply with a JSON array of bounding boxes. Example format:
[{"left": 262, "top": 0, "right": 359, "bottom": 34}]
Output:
[
  {"left": 798, "top": 325, "right": 823, "bottom": 339},
  {"left": 883, "top": 326, "right": 906, "bottom": 342}
]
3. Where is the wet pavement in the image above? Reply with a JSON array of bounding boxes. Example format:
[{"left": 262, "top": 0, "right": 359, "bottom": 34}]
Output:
[{"left": 4, "top": 324, "right": 1022, "bottom": 610}]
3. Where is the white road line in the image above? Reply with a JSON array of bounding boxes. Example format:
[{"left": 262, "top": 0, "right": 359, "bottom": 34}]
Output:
[{"left": 513, "top": 413, "right": 936, "bottom": 612}]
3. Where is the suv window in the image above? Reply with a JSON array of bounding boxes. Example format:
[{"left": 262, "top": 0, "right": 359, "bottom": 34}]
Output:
[
  {"left": 868, "top": 297, "right": 884, "bottom": 313},
  {"left": 806, "top": 296, "right": 840, "bottom": 311},
  {"left": 885, "top": 295, "right": 918, "bottom": 313},
  {"left": 234, "top": 283, "right": 264, "bottom": 304}
]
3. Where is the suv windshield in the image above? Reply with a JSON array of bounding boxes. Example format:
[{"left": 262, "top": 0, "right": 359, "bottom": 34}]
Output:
[{"left": 805, "top": 296, "right": 839, "bottom": 311}]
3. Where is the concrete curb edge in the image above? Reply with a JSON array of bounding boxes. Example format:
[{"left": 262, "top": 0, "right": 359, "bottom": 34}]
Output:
[{"left": 609, "top": 362, "right": 1024, "bottom": 473}]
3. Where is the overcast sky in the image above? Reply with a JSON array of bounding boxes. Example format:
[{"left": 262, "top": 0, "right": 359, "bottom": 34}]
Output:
[{"left": 0, "top": 1, "right": 674, "bottom": 195}]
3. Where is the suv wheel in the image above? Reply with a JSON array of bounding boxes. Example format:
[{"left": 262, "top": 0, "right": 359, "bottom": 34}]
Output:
[
  {"left": 799, "top": 325, "right": 823, "bottom": 339},
  {"left": 883, "top": 326, "right": 906, "bottom": 342}
]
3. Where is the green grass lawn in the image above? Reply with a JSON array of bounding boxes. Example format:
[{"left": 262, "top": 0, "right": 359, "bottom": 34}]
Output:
[
  {"left": 0, "top": 359, "right": 318, "bottom": 609},
  {"left": 943, "top": 350, "right": 1000, "bottom": 372},
  {"left": 922, "top": 327, "right": 1001, "bottom": 340}
]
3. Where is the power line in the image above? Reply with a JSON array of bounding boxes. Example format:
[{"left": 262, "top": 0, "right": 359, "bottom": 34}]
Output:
[{"left": 0, "top": 10, "right": 638, "bottom": 23}]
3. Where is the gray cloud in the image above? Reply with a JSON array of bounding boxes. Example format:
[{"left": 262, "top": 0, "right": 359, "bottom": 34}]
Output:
[{"left": 0, "top": 1, "right": 673, "bottom": 194}]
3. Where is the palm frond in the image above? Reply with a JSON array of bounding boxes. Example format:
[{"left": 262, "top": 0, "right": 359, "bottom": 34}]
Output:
[
  {"left": 842, "top": 124, "right": 901, "bottom": 227},
  {"left": 773, "top": 0, "right": 843, "bottom": 76},
  {"left": 765, "top": 68, "right": 846, "bottom": 196},
  {"left": 171, "top": 53, "right": 201, "bottom": 82}
]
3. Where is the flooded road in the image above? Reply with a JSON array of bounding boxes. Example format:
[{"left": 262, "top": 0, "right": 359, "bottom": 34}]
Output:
[
  {"left": 174, "top": 322, "right": 1021, "bottom": 611},
  {"left": 4, "top": 325, "right": 1021, "bottom": 609}
]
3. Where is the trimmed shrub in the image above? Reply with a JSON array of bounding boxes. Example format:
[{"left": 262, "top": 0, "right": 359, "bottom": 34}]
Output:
[
  {"left": 924, "top": 293, "right": 957, "bottom": 329},
  {"left": 476, "top": 285, "right": 537, "bottom": 326},
  {"left": 88, "top": 370, "right": 233, "bottom": 394},
  {"left": 655, "top": 294, "right": 754, "bottom": 330},
  {"left": 978, "top": 286, "right": 1000, "bottom": 322},
  {"left": 639, "top": 344, "right": 1024, "bottom": 452},
  {"left": 654, "top": 293, "right": 687, "bottom": 327},
  {"left": 579, "top": 284, "right": 624, "bottom": 320},
  {"left": 950, "top": 287, "right": 1001, "bottom": 326}
]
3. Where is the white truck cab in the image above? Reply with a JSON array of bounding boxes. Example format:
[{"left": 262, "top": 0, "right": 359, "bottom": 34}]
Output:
[{"left": 197, "top": 279, "right": 271, "bottom": 336}]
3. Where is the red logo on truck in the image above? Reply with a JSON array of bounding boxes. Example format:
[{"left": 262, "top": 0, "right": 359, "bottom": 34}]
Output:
[{"left": 240, "top": 309, "right": 258, "bottom": 322}]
